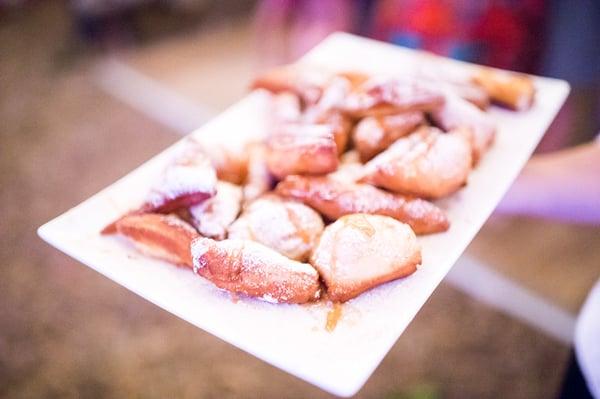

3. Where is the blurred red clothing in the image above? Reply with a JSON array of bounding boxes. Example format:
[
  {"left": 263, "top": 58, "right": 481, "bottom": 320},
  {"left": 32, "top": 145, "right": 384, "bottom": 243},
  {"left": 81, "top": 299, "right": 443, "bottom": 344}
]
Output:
[{"left": 371, "top": 0, "right": 547, "bottom": 73}]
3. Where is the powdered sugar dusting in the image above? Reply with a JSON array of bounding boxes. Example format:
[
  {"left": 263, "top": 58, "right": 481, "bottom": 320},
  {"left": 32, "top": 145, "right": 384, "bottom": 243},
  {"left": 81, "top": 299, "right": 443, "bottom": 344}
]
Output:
[
  {"left": 191, "top": 237, "right": 210, "bottom": 274},
  {"left": 190, "top": 181, "right": 242, "bottom": 240},
  {"left": 147, "top": 148, "right": 217, "bottom": 207}
]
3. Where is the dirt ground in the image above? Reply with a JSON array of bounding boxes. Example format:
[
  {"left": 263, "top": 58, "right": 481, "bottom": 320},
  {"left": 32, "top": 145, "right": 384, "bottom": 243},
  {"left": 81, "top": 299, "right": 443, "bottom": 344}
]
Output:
[{"left": 1, "top": 3, "right": 599, "bottom": 399}]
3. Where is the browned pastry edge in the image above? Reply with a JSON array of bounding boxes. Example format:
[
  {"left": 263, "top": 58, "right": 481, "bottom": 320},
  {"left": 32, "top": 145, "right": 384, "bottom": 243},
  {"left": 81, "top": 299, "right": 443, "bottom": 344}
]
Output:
[
  {"left": 275, "top": 175, "right": 449, "bottom": 234},
  {"left": 191, "top": 237, "right": 321, "bottom": 304},
  {"left": 115, "top": 213, "right": 199, "bottom": 267},
  {"left": 101, "top": 192, "right": 213, "bottom": 235},
  {"left": 471, "top": 67, "right": 535, "bottom": 111},
  {"left": 266, "top": 127, "right": 339, "bottom": 178},
  {"left": 325, "top": 249, "right": 421, "bottom": 303},
  {"left": 353, "top": 112, "right": 425, "bottom": 162}
]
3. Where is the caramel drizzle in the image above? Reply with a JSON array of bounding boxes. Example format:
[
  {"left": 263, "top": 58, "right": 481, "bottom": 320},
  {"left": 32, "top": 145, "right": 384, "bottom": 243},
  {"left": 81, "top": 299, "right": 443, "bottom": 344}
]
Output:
[{"left": 326, "top": 302, "right": 343, "bottom": 332}]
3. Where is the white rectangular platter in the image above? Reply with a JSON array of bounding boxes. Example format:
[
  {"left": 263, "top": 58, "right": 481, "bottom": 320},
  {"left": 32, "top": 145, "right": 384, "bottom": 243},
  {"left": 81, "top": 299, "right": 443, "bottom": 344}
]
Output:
[{"left": 38, "top": 33, "right": 569, "bottom": 397}]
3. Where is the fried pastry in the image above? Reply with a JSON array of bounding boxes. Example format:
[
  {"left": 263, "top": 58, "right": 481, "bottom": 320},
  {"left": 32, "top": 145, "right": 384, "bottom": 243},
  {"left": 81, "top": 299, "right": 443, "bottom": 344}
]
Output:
[
  {"left": 142, "top": 147, "right": 217, "bottom": 214},
  {"left": 228, "top": 194, "right": 324, "bottom": 261},
  {"left": 243, "top": 143, "right": 274, "bottom": 204},
  {"left": 276, "top": 175, "right": 449, "bottom": 234},
  {"left": 343, "top": 78, "right": 445, "bottom": 118},
  {"left": 361, "top": 126, "right": 472, "bottom": 198},
  {"left": 189, "top": 181, "right": 243, "bottom": 240},
  {"left": 251, "top": 64, "right": 332, "bottom": 106},
  {"left": 353, "top": 111, "right": 424, "bottom": 161},
  {"left": 304, "top": 109, "right": 352, "bottom": 155},
  {"left": 114, "top": 213, "right": 199, "bottom": 267},
  {"left": 430, "top": 93, "right": 495, "bottom": 163},
  {"left": 101, "top": 147, "right": 218, "bottom": 234},
  {"left": 311, "top": 214, "right": 421, "bottom": 302},
  {"left": 472, "top": 67, "right": 534, "bottom": 111},
  {"left": 191, "top": 237, "right": 321, "bottom": 304},
  {"left": 266, "top": 123, "right": 338, "bottom": 179}
]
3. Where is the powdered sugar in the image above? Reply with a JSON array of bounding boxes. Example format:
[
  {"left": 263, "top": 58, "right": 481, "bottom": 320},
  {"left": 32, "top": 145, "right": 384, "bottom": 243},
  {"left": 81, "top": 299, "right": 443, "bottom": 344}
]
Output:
[{"left": 146, "top": 148, "right": 217, "bottom": 207}]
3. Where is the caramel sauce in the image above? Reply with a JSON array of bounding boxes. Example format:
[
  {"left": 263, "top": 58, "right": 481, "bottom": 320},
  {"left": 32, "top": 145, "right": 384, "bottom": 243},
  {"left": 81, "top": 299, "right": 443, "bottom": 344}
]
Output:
[{"left": 326, "top": 302, "right": 343, "bottom": 332}]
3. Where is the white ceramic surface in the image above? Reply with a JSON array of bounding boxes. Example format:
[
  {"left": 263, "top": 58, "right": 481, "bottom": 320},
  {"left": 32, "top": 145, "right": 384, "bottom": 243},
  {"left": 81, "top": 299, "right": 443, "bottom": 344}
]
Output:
[{"left": 38, "top": 33, "right": 570, "bottom": 397}]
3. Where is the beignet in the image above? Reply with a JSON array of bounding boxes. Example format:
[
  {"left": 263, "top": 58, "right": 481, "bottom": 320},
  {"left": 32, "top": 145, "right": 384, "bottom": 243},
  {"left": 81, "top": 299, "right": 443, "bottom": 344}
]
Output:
[
  {"left": 266, "top": 123, "right": 338, "bottom": 179},
  {"left": 353, "top": 111, "right": 424, "bottom": 162},
  {"left": 343, "top": 78, "right": 445, "bottom": 118},
  {"left": 228, "top": 194, "right": 324, "bottom": 261},
  {"left": 191, "top": 237, "right": 321, "bottom": 304},
  {"left": 361, "top": 126, "right": 472, "bottom": 199},
  {"left": 311, "top": 214, "right": 421, "bottom": 302}
]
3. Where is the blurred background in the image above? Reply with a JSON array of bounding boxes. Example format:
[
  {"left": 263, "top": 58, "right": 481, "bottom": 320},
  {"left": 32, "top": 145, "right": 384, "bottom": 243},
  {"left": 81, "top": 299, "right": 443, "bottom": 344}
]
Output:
[{"left": 1, "top": 1, "right": 599, "bottom": 398}]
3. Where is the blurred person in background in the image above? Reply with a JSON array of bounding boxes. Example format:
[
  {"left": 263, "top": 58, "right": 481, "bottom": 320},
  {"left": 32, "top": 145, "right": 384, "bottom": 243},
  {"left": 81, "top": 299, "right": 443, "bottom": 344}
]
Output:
[{"left": 498, "top": 135, "right": 600, "bottom": 399}]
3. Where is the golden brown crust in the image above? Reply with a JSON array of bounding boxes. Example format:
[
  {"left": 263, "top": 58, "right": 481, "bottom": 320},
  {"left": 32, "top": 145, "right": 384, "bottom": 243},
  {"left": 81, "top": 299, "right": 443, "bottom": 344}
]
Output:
[
  {"left": 353, "top": 111, "right": 424, "bottom": 162},
  {"left": 360, "top": 126, "right": 472, "bottom": 199},
  {"left": 311, "top": 214, "right": 421, "bottom": 302},
  {"left": 251, "top": 64, "right": 331, "bottom": 106},
  {"left": 276, "top": 175, "right": 449, "bottom": 234},
  {"left": 342, "top": 78, "right": 445, "bottom": 118},
  {"left": 471, "top": 67, "right": 535, "bottom": 111},
  {"left": 115, "top": 213, "right": 199, "bottom": 267},
  {"left": 191, "top": 237, "right": 321, "bottom": 304},
  {"left": 266, "top": 123, "right": 338, "bottom": 179}
]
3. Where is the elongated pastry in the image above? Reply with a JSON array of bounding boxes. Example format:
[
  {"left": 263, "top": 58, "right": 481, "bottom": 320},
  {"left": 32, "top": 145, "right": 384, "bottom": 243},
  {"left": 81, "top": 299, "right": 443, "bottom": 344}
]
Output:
[
  {"left": 276, "top": 175, "right": 449, "bottom": 234},
  {"left": 191, "top": 237, "right": 321, "bottom": 304},
  {"left": 472, "top": 67, "right": 534, "bottom": 111},
  {"left": 266, "top": 123, "right": 338, "bottom": 179},
  {"left": 361, "top": 126, "right": 472, "bottom": 199},
  {"left": 114, "top": 213, "right": 199, "bottom": 267},
  {"left": 343, "top": 78, "right": 445, "bottom": 118},
  {"left": 430, "top": 93, "right": 495, "bottom": 163},
  {"left": 189, "top": 181, "right": 242, "bottom": 240},
  {"left": 311, "top": 214, "right": 421, "bottom": 302},
  {"left": 353, "top": 111, "right": 424, "bottom": 161},
  {"left": 228, "top": 194, "right": 324, "bottom": 261}
]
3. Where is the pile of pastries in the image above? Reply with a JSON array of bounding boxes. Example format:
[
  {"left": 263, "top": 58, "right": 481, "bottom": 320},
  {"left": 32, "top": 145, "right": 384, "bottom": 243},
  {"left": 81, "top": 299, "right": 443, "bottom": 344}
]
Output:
[{"left": 102, "top": 62, "right": 534, "bottom": 304}]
